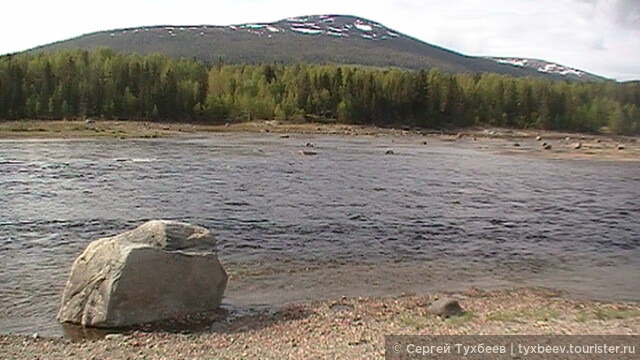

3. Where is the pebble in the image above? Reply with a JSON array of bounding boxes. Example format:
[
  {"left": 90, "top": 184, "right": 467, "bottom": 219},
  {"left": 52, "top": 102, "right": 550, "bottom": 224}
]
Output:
[{"left": 105, "top": 333, "right": 125, "bottom": 340}]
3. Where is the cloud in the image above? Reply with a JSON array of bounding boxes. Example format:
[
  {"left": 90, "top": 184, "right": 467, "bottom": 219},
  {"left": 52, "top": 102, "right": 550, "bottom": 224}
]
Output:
[
  {"left": 614, "top": 0, "right": 640, "bottom": 29},
  {"left": 573, "top": 0, "right": 640, "bottom": 30}
]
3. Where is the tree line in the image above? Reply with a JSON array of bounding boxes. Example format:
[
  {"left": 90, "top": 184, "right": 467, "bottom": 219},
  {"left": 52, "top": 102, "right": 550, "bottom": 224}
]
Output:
[{"left": 1, "top": 48, "right": 639, "bottom": 134}]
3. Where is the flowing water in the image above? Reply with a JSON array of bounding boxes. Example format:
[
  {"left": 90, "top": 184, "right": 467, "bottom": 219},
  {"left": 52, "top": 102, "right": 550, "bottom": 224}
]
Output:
[{"left": 0, "top": 134, "right": 638, "bottom": 336}]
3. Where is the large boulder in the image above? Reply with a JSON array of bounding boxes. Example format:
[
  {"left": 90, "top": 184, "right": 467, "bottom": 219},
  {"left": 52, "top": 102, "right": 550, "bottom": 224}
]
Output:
[{"left": 57, "top": 220, "right": 227, "bottom": 328}]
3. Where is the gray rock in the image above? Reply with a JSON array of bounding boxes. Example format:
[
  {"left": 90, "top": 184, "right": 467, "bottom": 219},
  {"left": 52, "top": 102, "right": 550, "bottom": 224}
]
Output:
[
  {"left": 427, "top": 297, "right": 463, "bottom": 318},
  {"left": 57, "top": 220, "right": 227, "bottom": 328}
]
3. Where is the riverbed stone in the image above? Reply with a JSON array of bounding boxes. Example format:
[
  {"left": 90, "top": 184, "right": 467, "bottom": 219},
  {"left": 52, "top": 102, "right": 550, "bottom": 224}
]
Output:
[
  {"left": 426, "top": 297, "right": 464, "bottom": 317},
  {"left": 57, "top": 220, "right": 227, "bottom": 328}
]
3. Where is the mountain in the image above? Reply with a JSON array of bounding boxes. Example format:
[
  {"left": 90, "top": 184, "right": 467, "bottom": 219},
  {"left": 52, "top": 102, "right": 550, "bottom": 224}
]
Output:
[{"left": 26, "top": 15, "right": 607, "bottom": 82}]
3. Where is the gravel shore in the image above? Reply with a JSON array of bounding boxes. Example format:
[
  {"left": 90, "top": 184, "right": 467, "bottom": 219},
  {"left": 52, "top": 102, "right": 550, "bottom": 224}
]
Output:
[
  {"left": 2, "top": 288, "right": 638, "bottom": 359},
  {"left": 2, "top": 119, "right": 638, "bottom": 162}
]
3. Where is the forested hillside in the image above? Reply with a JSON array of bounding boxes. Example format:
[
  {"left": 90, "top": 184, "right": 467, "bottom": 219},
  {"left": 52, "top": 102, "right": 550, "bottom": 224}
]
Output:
[{"left": 1, "top": 49, "right": 639, "bottom": 134}]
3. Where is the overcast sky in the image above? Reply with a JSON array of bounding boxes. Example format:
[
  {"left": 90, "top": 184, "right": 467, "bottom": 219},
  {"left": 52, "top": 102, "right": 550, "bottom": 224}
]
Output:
[{"left": 2, "top": 0, "right": 639, "bottom": 80}]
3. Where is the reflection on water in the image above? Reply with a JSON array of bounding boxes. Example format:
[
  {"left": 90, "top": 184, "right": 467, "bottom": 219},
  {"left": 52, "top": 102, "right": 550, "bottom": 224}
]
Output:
[{"left": 0, "top": 134, "right": 638, "bottom": 336}]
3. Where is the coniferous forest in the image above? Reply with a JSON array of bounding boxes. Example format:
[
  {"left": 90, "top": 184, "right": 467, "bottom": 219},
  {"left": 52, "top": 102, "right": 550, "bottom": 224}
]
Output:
[{"left": 1, "top": 48, "right": 639, "bottom": 134}]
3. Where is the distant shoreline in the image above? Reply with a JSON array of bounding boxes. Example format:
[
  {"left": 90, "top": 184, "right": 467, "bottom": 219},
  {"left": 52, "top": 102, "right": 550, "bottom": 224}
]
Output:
[{"left": 1, "top": 119, "right": 638, "bottom": 161}]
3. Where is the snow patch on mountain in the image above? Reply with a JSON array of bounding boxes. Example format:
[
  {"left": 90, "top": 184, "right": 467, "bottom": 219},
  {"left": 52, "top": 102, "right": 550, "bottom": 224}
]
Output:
[
  {"left": 213, "top": 15, "right": 398, "bottom": 41},
  {"left": 491, "top": 57, "right": 586, "bottom": 78},
  {"left": 354, "top": 23, "right": 373, "bottom": 32},
  {"left": 291, "top": 27, "right": 323, "bottom": 35},
  {"left": 539, "top": 63, "right": 584, "bottom": 77},
  {"left": 495, "top": 58, "right": 528, "bottom": 68}
]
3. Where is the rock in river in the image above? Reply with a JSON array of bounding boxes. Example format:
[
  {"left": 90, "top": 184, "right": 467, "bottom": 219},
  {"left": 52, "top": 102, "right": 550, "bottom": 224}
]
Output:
[{"left": 57, "top": 220, "right": 228, "bottom": 328}]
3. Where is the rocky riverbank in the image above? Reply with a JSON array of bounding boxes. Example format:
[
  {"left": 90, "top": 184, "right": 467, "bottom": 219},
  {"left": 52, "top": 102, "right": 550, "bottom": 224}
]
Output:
[
  {"left": 1, "top": 288, "right": 638, "bottom": 359},
  {"left": 2, "top": 119, "right": 638, "bottom": 161}
]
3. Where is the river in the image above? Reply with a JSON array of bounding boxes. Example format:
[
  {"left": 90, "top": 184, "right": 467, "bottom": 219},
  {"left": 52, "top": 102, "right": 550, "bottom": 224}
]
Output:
[{"left": 1, "top": 133, "right": 638, "bottom": 336}]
